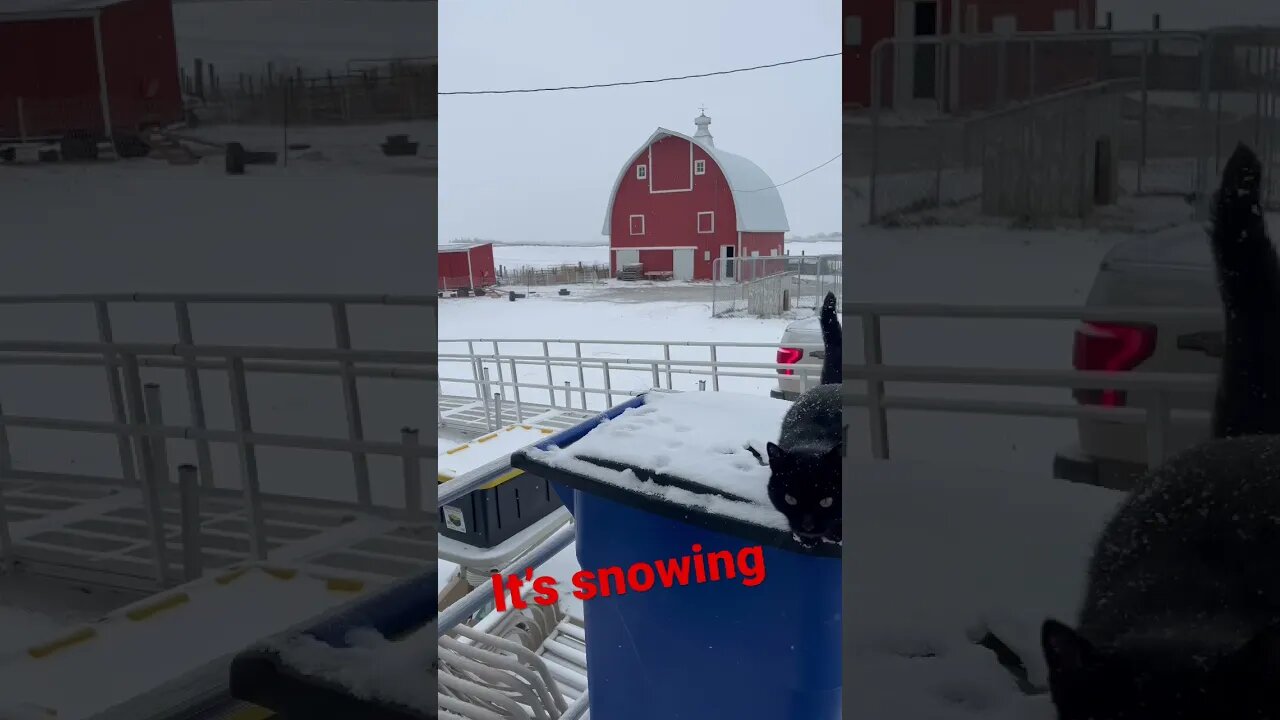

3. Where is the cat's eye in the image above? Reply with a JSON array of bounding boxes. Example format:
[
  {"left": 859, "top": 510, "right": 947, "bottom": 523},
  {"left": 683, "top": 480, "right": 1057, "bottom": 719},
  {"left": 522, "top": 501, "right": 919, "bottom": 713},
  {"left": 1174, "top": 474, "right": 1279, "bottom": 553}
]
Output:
[
  {"left": 784, "top": 494, "right": 797, "bottom": 506},
  {"left": 819, "top": 497, "right": 833, "bottom": 508}
]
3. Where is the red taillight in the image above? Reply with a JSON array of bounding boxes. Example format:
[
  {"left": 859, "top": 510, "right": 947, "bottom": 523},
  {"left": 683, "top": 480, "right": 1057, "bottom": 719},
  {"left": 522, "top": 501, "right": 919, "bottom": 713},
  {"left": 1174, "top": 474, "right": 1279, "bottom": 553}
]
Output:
[
  {"left": 1072, "top": 322, "right": 1157, "bottom": 406},
  {"left": 777, "top": 347, "right": 804, "bottom": 375}
]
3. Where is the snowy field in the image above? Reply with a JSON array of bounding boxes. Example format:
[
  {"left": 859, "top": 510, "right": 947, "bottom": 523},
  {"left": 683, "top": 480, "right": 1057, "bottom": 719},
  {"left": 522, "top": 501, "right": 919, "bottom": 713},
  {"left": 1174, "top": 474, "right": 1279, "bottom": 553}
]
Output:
[
  {"left": 478, "top": 240, "right": 843, "bottom": 270},
  {"left": 172, "top": 0, "right": 435, "bottom": 77}
]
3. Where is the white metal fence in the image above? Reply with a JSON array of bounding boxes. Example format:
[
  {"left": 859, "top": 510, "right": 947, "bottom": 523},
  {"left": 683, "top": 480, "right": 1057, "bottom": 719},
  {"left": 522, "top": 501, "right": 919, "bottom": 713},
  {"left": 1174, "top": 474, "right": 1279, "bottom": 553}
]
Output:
[
  {"left": 851, "top": 28, "right": 1280, "bottom": 224},
  {"left": 0, "top": 293, "right": 436, "bottom": 588},
  {"left": 710, "top": 254, "right": 842, "bottom": 317},
  {"left": 438, "top": 336, "right": 826, "bottom": 432},
  {"left": 843, "top": 301, "right": 1217, "bottom": 470}
]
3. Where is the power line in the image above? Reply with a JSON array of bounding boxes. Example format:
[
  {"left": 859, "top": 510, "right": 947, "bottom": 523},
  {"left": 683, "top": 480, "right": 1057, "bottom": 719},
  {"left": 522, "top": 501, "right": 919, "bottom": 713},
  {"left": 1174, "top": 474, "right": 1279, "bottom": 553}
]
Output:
[
  {"left": 440, "top": 51, "right": 840, "bottom": 96},
  {"left": 740, "top": 153, "right": 842, "bottom": 192}
]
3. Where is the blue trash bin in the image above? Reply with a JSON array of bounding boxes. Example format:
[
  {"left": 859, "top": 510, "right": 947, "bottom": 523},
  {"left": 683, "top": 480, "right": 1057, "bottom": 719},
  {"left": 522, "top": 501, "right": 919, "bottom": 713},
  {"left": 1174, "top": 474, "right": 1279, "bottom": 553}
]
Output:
[{"left": 511, "top": 393, "right": 841, "bottom": 720}]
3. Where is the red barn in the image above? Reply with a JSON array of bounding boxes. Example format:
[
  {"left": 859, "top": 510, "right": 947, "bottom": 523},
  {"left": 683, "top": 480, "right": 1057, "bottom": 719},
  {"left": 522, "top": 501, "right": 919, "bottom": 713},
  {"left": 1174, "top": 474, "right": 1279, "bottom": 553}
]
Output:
[
  {"left": 0, "top": 0, "right": 183, "bottom": 141},
  {"left": 438, "top": 243, "right": 497, "bottom": 291},
  {"left": 845, "top": 0, "right": 1098, "bottom": 112},
  {"left": 602, "top": 113, "right": 787, "bottom": 282}
]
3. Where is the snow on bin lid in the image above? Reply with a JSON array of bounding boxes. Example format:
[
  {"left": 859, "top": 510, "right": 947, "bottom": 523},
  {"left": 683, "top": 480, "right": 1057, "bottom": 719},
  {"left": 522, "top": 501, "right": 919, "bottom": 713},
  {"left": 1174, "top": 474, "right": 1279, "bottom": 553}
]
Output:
[{"left": 528, "top": 391, "right": 793, "bottom": 532}]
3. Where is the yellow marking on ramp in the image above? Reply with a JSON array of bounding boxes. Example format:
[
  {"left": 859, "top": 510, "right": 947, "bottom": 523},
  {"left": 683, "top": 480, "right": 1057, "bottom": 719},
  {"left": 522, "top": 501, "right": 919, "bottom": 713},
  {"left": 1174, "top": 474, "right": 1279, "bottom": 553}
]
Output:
[
  {"left": 262, "top": 567, "right": 297, "bottom": 580},
  {"left": 126, "top": 592, "right": 191, "bottom": 622},
  {"left": 325, "top": 577, "right": 365, "bottom": 593},
  {"left": 28, "top": 627, "right": 96, "bottom": 659},
  {"left": 215, "top": 567, "right": 250, "bottom": 585}
]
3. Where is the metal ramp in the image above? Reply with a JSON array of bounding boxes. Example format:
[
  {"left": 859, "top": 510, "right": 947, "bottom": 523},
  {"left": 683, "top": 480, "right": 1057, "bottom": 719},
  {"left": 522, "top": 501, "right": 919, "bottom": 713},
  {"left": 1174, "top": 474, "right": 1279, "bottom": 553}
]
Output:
[
  {"left": 4, "top": 476, "right": 431, "bottom": 593},
  {"left": 439, "top": 395, "right": 595, "bottom": 435}
]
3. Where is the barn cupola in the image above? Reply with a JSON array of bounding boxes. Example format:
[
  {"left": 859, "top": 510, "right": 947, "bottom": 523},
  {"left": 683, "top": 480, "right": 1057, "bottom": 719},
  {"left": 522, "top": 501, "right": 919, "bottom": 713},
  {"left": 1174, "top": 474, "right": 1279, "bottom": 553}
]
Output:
[{"left": 692, "top": 111, "right": 714, "bottom": 148}]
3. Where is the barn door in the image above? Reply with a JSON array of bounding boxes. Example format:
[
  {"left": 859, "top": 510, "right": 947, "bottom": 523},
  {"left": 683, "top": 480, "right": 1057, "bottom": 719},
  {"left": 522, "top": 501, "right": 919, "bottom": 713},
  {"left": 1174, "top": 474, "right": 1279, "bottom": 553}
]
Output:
[
  {"left": 616, "top": 249, "right": 639, "bottom": 277},
  {"left": 672, "top": 248, "right": 695, "bottom": 281}
]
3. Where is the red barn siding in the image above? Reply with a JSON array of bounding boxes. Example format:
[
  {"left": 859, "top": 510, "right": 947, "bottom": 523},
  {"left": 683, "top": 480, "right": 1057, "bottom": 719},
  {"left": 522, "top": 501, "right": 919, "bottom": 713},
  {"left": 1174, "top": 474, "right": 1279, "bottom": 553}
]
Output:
[
  {"left": 438, "top": 251, "right": 471, "bottom": 290},
  {"left": 101, "top": 0, "right": 183, "bottom": 130},
  {"left": 0, "top": 0, "right": 182, "bottom": 139},
  {"left": 467, "top": 244, "right": 497, "bottom": 288},
  {"left": 0, "top": 18, "right": 101, "bottom": 137},
  {"left": 438, "top": 245, "right": 496, "bottom": 290},
  {"left": 609, "top": 137, "right": 738, "bottom": 280},
  {"left": 638, "top": 249, "right": 674, "bottom": 273}
]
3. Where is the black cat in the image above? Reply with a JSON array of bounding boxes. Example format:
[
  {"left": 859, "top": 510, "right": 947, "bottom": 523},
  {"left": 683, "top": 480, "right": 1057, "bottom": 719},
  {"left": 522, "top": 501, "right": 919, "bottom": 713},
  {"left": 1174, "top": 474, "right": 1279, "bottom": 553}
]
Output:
[
  {"left": 761, "top": 291, "right": 842, "bottom": 548},
  {"left": 1041, "top": 144, "right": 1280, "bottom": 719}
]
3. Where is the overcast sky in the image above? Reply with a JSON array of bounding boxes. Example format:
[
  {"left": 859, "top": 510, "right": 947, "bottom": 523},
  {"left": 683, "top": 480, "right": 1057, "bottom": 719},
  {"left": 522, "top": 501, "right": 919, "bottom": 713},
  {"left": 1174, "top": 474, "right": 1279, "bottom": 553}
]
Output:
[{"left": 439, "top": 0, "right": 840, "bottom": 246}]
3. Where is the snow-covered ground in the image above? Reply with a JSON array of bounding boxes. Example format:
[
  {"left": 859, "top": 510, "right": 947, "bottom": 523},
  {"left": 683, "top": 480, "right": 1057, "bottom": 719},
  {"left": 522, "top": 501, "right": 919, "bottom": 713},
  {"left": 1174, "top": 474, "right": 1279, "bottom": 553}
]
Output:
[
  {"left": 847, "top": 459, "right": 1122, "bottom": 719},
  {"left": 438, "top": 283, "right": 799, "bottom": 410}
]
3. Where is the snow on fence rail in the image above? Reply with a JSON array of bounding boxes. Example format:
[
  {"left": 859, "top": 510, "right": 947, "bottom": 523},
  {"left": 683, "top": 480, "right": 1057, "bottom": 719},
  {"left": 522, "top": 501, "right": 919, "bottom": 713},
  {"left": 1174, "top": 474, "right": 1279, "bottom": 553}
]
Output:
[{"left": 844, "top": 301, "right": 1218, "bottom": 469}]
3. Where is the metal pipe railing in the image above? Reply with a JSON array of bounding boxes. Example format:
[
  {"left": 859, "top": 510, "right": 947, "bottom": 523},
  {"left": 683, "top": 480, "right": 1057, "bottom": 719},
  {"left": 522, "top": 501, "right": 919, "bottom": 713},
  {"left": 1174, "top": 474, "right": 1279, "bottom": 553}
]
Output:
[{"left": 438, "top": 524, "right": 577, "bottom": 638}]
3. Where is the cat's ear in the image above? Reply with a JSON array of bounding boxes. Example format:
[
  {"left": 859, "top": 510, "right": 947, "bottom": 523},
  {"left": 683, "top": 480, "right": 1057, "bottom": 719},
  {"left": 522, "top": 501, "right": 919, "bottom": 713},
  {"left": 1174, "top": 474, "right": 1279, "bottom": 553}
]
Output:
[
  {"left": 1041, "top": 619, "right": 1096, "bottom": 677},
  {"left": 765, "top": 442, "right": 785, "bottom": 465}
]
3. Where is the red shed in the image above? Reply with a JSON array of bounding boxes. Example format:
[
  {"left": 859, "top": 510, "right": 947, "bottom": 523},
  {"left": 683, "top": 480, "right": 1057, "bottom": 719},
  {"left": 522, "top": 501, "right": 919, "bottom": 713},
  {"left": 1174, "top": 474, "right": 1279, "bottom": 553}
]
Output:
[
  {"left": 845, "top": 0, "right": 1098, "bottom": 112},
  {"left": 438, "top": 243, "right": 497, "bottom": 291},
  {"left": 0, "top": 0, "right": 183, "bottom": 141},
  {"left": 603, "top": 113, "right": 788, "bottom": 282}
]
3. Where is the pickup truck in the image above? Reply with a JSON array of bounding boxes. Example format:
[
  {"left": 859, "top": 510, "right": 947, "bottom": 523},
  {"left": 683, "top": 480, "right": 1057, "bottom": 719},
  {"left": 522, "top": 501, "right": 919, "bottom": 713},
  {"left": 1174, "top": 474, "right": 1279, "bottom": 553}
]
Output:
[{"left": 1054, "top": 225, "right": 1224, "bottom": 490}]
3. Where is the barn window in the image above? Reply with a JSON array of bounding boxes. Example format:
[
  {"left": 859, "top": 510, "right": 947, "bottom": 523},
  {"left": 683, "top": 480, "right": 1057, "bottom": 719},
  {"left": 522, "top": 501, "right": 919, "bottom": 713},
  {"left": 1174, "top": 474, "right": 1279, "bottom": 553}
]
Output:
[
  {"left": 630, "top": 214, "right": 646, "bottom": 235},
  {"left": 694, "top": 159, "right": 706, "bottom": 175},
  {"left": 697, "top": 211, "right": 714, "bottom": 234},
  {"left": 845, "top": 15, "right": 862, "bottom": 47},
  {"left": 636, "top": 164, "right": 648, "bottom": 180}
]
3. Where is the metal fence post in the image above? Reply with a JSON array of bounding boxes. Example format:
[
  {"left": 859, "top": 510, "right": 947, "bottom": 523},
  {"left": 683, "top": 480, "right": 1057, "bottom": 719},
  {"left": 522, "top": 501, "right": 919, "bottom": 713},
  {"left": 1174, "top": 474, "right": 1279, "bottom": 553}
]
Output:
[
  {"left": 663, "top": 344, "right": 673, "bottom": 389},
  {"left": 174, "top": 301, "right": 216, "bottom": 490},
  {"left": 574, "top": 342, "right": 587, "bottom": 410},
  {"left": 1138, "top": 39, "right": 1150, "bottom": 194},
  {"left": 542, "top": 341, "right": 556, "bottom": 407},
  {"left": 94, "top": 301, "right": 141, "bottom": 496},
  {"left": 709, "top": 345, "right": 720, "bottom": 391},
  {"left": 401, "top": 427, "right": 422, "bottom": 517},
  {"left": 869, "top": 42, "right": 883, "bottom": 224},
  {"left": 0, "top": 401, "right": 15, "bottom": 571},
  {"left": 508, "top": 358, "right": 524, "bottom": 422},
  {"left": 143, "top": 383, "right": 172, "bottom": 488},
  {"left": 493, "top": 392, "right": 504, "bottom": 428},
  {"left": 862, "top": 313, "right": 891, "bottom": 459},
  {"left": 1195, "top": 34, "right": 1215, "bottom": 222},
  {"left": 177, "top": 463, "right": 203, "bottom": 582},
  {"left": 602, "top": 360, "right": 613, "bottom": 407},
  {"left": 480, "top": 366, "right": 493, "bottom": 430},
  {"left": 120, "top": 353, "right": 169, "bottom": 585},
  {"left": 331, "top": 302, "right": 372, "bottom": 508},
  {"left": 227, "top": 356, "right": 268, "bottom": 561}
]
